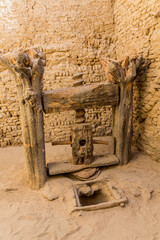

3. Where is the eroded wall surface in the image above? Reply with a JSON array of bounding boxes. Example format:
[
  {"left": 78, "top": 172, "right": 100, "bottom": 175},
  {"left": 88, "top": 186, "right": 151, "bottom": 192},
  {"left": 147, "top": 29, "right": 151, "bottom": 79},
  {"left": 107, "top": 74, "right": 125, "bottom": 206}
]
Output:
[
  {"left": 114, "top": 0, "right": 160, "bottom": 161},
  {"left": 0, "top": 0, "right": 115, "bottom": 146}
]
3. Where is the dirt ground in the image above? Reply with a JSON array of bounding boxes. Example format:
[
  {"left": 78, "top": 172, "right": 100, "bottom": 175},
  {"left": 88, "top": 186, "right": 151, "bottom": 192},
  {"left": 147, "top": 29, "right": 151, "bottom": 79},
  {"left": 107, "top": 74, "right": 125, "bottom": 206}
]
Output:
[{"left": 0, "top": 142, "right": 160, "bottom": 240}]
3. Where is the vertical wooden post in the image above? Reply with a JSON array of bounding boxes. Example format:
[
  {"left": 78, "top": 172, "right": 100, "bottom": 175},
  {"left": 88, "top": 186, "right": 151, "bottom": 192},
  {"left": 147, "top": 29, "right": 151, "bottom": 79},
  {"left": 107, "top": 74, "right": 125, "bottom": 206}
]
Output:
[
  {"left": 101, "top": 57, "right": 144, "bottom": 165},
  {"left": 112, "top": 81, "right": 133, "bottom": 164},
  {"left": 0, "top": 49, "right": 47, "bottom": 189}
]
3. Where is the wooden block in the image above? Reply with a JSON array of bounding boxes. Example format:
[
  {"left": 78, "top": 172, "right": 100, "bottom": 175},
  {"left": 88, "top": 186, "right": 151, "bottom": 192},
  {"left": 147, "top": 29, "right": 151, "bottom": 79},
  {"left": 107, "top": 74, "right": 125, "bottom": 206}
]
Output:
[
  {"left": 71, "top": 123, "right": 93, "bottom": 165},
  {"left": 93, "top": 136, "right": 114, "bottom": 156}
]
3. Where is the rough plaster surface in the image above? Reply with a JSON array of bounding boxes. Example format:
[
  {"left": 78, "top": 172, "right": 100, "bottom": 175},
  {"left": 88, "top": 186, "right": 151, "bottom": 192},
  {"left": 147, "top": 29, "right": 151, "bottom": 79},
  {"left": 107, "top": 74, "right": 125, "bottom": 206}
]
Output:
[
  {"left": 114, "top": 0, "right": 160, "bottom": 161},
  {"left": 0, "top": 0, "right": 159, "bottom": 161},
  {"left": 0, "top": 0, "right": 114, "bottom": 146}
]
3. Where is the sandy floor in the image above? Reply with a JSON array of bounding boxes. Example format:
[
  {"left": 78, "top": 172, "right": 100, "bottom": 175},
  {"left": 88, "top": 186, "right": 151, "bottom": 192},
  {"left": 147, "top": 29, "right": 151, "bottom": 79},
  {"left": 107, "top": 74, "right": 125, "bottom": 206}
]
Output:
[{"left": 0, "top": 143, "right": 160, "bottom": 240}]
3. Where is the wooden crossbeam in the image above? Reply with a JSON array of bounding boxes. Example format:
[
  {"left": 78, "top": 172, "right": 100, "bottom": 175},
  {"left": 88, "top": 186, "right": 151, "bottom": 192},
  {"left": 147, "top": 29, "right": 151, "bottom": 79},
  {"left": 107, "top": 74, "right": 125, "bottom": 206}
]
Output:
[
  {"left": 43, "top": 83, "right": 119, "bottom": 113},
  {"left": 51, "top": 140, "right": 109, "bottom": 146}
]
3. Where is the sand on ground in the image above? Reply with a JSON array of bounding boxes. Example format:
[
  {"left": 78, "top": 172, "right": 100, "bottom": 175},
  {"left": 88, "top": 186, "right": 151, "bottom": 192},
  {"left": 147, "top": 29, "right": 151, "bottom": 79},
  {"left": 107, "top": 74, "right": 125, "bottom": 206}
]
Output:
[{"left": 0, "top": 142, "right": 160, "bottom": 240}]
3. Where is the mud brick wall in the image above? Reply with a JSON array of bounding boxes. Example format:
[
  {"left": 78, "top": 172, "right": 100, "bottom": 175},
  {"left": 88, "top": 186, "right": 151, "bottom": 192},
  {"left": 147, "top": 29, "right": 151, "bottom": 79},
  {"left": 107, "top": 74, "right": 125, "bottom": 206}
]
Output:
[
  {"left": 0, "top": 0, "right": 159, "bottom": 161},
  {"left": 0, "top": 0, "right": 115, "bottom": 147},
  {"left": 114, "top": 0, "right": 160, "bottom": 161}
]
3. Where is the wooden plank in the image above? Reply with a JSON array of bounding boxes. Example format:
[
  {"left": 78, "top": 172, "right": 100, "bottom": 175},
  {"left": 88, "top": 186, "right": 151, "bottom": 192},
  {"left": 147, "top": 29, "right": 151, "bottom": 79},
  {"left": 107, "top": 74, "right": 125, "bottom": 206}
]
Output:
[
  {"left": 72, "top": 197, "right": 128, "bottom": 212},
  {"left": 47, "top": 155, "right": 119, "bottom": 175},
  {"left": 43, "top": 83, "right": 119, "bottom": 113}
]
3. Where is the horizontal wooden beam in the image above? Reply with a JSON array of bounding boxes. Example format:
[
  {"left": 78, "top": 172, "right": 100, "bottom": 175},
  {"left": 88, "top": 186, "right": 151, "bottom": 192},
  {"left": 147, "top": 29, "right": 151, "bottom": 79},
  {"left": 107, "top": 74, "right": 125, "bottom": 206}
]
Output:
[
  {"left": 43, "top": 83, "right": 119, "bottom": 113},
  {"left": 47, "top": 155, "right": 119, "bottom": 175},
  {"left": 51, "top": 140, "right": 109, "bottom": 146}
]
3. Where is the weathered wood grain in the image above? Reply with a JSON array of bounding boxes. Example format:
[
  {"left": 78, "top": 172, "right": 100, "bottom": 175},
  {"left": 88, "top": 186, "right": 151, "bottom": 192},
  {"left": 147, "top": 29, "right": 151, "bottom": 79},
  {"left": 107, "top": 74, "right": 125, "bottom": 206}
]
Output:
[
  {"left": 47, "top": 154, "right": 119, "bottom": 175},
  {"left": 0, "top": 49, "right": 47, "bottom": 190},
  {"left": 112, "top": 82, "right": 133, "bottom": 165},
  {"left": 43, "top": 83, "right": 119, "bottom": 113},
  {"left": 71, "top": 123, "right": 93, "bottom": 165},
  {"left": 102, "top": 57, "right": 147, "bottom": 165}
]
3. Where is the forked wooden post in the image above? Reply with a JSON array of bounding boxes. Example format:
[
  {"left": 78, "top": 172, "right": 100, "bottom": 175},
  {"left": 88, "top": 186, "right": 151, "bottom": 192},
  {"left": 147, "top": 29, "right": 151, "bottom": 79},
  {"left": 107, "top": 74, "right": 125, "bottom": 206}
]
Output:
[
  {"left": 101, "top": 57, "right": 146, "bottom": 165},
  {"left": 0, "top": 49, "right": 47, "bottom": 189}
]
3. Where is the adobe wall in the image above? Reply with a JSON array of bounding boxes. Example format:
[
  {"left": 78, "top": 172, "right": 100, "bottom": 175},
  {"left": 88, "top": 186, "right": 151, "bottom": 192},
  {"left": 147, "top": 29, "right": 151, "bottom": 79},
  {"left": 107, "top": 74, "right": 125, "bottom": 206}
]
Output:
[
  {"left": 114, "top": 0, "right": 160, "bottom": 161},
  {"left": 0, "top": 0, "right": 115, "bottom": 146},
  {"left": 0, "top": 0, "right": 159, "bottom": 161}
]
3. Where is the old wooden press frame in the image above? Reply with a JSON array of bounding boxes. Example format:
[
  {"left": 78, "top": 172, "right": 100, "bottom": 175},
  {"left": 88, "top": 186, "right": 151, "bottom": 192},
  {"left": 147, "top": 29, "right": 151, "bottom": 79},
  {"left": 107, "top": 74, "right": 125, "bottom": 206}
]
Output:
[{"left": 0, "top": 49, "right": 145, "bottom": 190}]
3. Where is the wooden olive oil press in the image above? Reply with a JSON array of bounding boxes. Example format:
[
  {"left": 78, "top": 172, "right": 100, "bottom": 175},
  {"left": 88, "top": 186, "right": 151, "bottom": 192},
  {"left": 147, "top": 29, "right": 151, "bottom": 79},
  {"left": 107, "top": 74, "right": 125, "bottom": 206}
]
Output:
[{"left": 0, "top": 49, "right": 147, "bottom": 190}]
